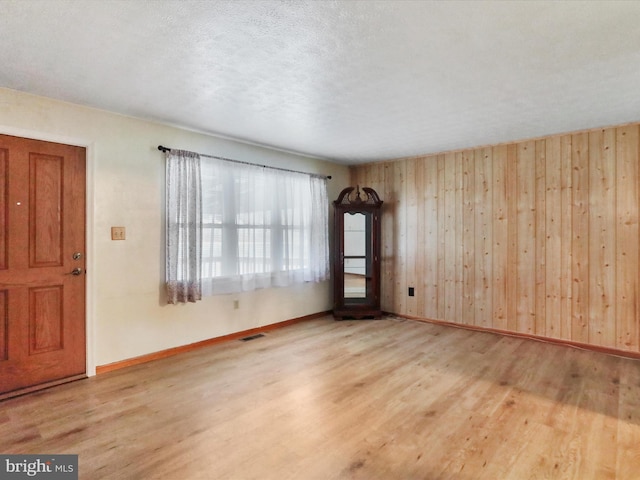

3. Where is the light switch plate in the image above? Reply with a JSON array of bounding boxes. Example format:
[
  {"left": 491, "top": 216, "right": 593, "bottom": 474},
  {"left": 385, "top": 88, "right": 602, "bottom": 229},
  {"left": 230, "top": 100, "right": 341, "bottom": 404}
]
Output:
[{"left": 111, "top": 226, "right": 126, "bottom": 240}]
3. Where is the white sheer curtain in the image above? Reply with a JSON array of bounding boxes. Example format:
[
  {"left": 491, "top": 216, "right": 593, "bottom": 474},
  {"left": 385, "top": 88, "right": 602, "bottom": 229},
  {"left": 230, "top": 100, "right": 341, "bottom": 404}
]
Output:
[
  {"left": 165, "top": 150, "right": 329, "bottom": 303},
  {"left": 200, "top": 157, "right": 329, "bottom": 295},
  {"left": 165, "top": 150, "right": 202, "bottom": 304}
]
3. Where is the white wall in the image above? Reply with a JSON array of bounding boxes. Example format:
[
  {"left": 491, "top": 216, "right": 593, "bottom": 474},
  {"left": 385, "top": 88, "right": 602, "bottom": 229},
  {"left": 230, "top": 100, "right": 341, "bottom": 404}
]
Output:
[{"left": 0, "top": 87, "right": 350, "bottom": 371}]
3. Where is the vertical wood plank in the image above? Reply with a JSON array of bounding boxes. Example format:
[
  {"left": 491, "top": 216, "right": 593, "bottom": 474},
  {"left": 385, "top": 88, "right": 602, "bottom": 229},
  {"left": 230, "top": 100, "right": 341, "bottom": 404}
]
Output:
[
  {"left": 381, "top": 163, "right": 395, "bottom": 312},
  {"left": 461, "top": 149, "right": 475, "bottom": 325},
  {"left": 437, "top": 155, "right": 447, "bottom": 320},
  {"left": 362, "top": 164, "right": 371, "bottom": 189},
  {"left": 443, "top": 152, "right": 457, "bottom": 322},
  {"left": 506, "top": 144, "right": 518, "bottom": 332},
  {"left": 415, "top": 159, "right": 427, "bottom": 318},
  {"left": 363, "top": 163, "right": 373, "bottom": 188},
  {"left": 394, "top": 160, "right": 407, "bottom": 315},
  {"left": 349, "top": 121, "right": 640, "bottom": 354},
  {"left": 572, "top": 132, "right": 590, "bottom": 344},
  {"left": 454, "top": 152, "right": 464, "bottom": 324},
  {"left": 516, "top": 141, "right": 536, "bottom": 334},
  {"left": 544, "top": 136, "right": 562, "bottom": 339},
  {"left": 560, "top": 135, "right": 573, "bottom": 341},
  {"left": 588, "top": 128, "right": 616, "bottom": 348},
  {"left": 349, "top": 165, "right": 358, "bottom": 187},
  {"left": 535, "top": 140, "right": 546, "bottom": 336},
  {"left": 405, "top": 158, "right": 418, "bottom": 316},
  {"left": 492, "top": 145, "right": 508, "bottom": 331},
  {"left": 474, "top": 148, "right": 493, "bottom": 327},
  {"left": 370, "top": 164, "right": 378, "bottom": 187},
  {"left": 424, "top": 156, "right": 439, "bottom": 319},
  {"left": 616, "top": 125, "right": 639, "bottom": 351}
]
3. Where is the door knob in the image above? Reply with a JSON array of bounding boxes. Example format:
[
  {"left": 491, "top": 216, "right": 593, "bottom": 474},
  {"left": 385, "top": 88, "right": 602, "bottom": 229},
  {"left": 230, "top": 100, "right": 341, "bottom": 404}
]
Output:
[{"left": 68, "top": 267, "right": 83, "bottom": 276}]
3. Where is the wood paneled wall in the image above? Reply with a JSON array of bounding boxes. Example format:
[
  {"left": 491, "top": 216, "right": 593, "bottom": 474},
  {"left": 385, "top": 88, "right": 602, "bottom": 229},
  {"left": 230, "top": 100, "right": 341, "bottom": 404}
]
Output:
[{"left": 350, "top": 124, "right": 640, "bottom": 353}]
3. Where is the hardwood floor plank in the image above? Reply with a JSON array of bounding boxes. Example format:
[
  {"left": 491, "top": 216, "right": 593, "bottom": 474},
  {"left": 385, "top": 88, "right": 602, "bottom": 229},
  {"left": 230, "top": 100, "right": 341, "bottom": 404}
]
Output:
[{"left": 2, "top": 316, "right": 640, "bottom": 479}]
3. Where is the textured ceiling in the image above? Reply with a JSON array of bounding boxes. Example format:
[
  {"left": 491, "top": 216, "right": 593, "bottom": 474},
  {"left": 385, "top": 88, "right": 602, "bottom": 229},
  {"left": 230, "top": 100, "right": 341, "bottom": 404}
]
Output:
[{"left": 1, "top": 0, "right": 640, "bottom": 164}]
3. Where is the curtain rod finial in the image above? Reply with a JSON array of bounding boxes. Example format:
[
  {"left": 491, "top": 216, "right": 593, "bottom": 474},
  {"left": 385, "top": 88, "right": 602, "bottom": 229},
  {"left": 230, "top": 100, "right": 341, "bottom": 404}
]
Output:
[{"left": 158, "top": 145, "right": 171, "bottom": 153}]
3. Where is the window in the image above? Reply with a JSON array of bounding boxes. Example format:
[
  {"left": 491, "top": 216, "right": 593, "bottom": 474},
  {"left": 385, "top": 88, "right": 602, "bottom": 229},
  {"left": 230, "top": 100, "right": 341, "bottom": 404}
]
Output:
[{"left": 166, "top": 150, "right": 329, "bottom": 303}]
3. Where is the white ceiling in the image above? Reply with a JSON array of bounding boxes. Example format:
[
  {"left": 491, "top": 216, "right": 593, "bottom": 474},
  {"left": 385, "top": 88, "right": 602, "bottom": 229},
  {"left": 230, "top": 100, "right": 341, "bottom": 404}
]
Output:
[{"left": 1, "top": 0, "right": 640, "bottom": 165}]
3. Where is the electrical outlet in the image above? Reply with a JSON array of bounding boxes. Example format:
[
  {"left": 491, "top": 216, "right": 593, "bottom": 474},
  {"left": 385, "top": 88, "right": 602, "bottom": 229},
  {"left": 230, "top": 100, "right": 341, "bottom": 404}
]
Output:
[
  {"left": 408, "top": 287, "right": 415, "bottom": 297},
  {"left": 111, "top": 226, "right": 126, "bottom": 240}
]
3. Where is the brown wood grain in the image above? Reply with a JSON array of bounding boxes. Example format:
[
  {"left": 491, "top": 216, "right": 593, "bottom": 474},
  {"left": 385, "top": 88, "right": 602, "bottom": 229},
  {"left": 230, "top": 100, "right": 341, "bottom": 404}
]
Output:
[
  {"left": 535, "top": 140, "right": 546, "bottom": 336},
  {"left": 405, "top": 157, "right": 418, "bottom": 316},
  {"left": 616, "top": 125, "right": 639, "bottom": 351},
  {"left": 572, "top": 132, "right": 590, "bottom": 344},
  {"left": 0, "top": 134, "right": 86, "bottom": 397},
  {"left": 475, "top": 147, "right": 492, "bottom": 327},
  {"left": 589, "top": 128, "right": 616, "bottom": 348},
  {"left": 462, "top": 149, "right": 475, "bottom": 325},
  {"left": 0, "top": 149, "right": 7, "bottom": 271},
  {"left": 3, "top": 316, "right": 640, "bottom": 478},
  {"left": 443, "top": 151, "right": 457, "bottom": 323},
  {"left": 0, "top": 290, "right": 6, "bottom": 361},
  {"left": 29, "top": 154, "right": 63, "bottom": 267},
  {"left": 559, "top": 134, "right": 574, "bottom": 341},
  {"left": 424, "top": 156, "right": 438, "bottom": 319},
  {"left": 492, "top": 145, "right": 507, "bottom": 331},
  {"left": 29, "top": 286, "right": 63, "bottom": 354},
  {"left": 544, "top": 136, "right": 562, "bottom": 339},
  {"left": 351, "top": 121, "right": 640, "bottom": 355},
  {"left": 516, "top": 141, "right": 535, "bottom": 334}
]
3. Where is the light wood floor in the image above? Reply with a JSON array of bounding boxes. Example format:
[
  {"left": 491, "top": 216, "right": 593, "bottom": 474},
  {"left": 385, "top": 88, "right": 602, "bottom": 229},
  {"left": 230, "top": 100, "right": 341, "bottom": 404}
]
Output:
[{"left": 2, "top": 316, "right": 640, "bottom": 479}]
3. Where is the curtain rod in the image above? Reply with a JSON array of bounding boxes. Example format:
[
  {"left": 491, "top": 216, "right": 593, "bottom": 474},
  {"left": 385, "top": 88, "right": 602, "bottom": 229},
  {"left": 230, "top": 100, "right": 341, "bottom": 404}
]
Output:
[{"left": 158, "top": 145, "right": 331, "bottom": 180}]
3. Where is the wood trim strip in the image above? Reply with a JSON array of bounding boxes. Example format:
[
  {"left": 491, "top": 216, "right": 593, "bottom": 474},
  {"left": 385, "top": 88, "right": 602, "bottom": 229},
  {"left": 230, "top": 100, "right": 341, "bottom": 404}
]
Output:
[
  {"left": 388, "top": 311, "right": 640, "bottom": 361},
  {"left": 96, "top": 311, "right": 331, "bottom": 375}
]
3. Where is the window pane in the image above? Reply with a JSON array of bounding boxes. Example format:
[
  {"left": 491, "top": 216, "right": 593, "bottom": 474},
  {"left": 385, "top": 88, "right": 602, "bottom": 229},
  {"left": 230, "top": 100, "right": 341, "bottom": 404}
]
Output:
[{"left": 198, "top": 157, "right": 325, "bottom": 282}]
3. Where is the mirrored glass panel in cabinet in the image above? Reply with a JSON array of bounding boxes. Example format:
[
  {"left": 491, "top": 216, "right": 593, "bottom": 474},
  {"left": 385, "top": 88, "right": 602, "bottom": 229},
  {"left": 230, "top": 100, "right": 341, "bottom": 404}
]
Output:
[{"left": 333, "top": 186, "right": 383, "bottom": 319}]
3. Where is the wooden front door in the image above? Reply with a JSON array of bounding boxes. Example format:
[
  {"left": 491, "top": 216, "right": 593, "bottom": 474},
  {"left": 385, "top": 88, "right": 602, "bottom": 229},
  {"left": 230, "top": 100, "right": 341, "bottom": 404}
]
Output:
[{"left": 0, "top": 134, "right": 86, "bottom": 399}]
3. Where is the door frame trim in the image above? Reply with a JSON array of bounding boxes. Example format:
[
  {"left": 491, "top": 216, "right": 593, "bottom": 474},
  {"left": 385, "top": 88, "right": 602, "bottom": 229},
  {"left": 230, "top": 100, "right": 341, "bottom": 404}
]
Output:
[{"left": 0, "top": 125, "right": 96, "bottom": 376}]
